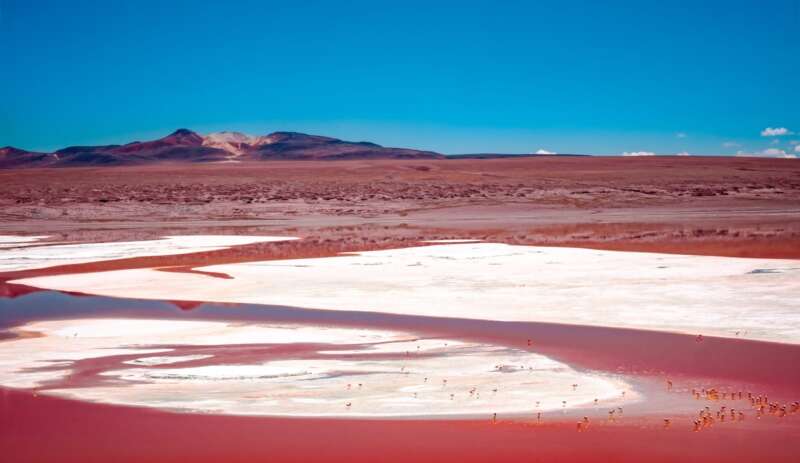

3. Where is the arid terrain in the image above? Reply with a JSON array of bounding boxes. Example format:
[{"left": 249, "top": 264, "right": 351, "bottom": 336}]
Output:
[
  {"left": 2, "top": 156, "right": 800, "bottom": 463},
  {"left": 2, "top": 156, "right": 799, "bottom": 258}
]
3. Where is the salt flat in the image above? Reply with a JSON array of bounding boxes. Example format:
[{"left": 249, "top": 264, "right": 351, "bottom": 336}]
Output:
[
  {"left": 12, "top": 241, "right": 800, "bottom": 344},
  {"left": 0, "top": 318, "right": 629, "bottom": 417},
  {"left": 0, "top": 235, "right": 296, "bottom": 272},
  {"left": 0, "top": 235, "right": 49, "bottom": 249}
]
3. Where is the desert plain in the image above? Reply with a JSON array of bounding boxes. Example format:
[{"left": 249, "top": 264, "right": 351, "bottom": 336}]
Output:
[{"left": 2, "top": 156, "right": 800, "bottom": 463}]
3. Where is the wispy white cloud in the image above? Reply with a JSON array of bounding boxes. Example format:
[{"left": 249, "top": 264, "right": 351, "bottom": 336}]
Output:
[
  {"left": 795, "top": 145, "right": 800, "bottom": 153},
  {"left": 676, "top": 151, "right": 691, "bottom": 156},
  {"left": 736, "top": 148, "right": 797, "bottom": 159},
  {"left": 622, "top": 151, "right": 656, "bottom": 157},
  {"left": 761, "top": 148, "right": 788, "bottom": 156},
  {"left": 675, "top": 132, "right": 687, "bottom": 138},
  {"left": 761, "top": 127, "right": 792, "bottom": 136},
  {"left": 534, "top": 149, "right": 556, "bottom": 155}
]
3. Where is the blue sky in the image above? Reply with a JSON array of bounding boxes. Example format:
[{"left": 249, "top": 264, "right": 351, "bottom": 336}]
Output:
[{"left": 1, "top": 1, "right": 798, "bottom": 155}]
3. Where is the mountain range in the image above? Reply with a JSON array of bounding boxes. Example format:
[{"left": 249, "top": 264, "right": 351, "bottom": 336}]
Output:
[{"left": 0, "top": 129, "right": 444, "bottom": 168}]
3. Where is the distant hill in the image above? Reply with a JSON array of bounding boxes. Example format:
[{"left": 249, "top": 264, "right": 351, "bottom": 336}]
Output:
[
  {"left": 447, "top": 153, "right": 588, "bottom": 159},
  {"left": 0, "top": 129, "right": 444, "bottom": 168}
]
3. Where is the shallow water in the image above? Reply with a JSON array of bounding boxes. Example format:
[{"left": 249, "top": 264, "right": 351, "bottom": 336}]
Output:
[{"left": 2, "top": 236, "right": 800, "bottom": 462}]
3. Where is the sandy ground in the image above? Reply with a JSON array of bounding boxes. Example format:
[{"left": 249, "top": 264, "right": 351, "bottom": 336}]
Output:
[{"left": 1, "top": 157, "right": 799, "bottom": 259}]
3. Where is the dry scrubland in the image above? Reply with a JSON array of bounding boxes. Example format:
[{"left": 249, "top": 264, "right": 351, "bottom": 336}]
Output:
[{"left": 1, "top": 156, "right": 799, "bottom": 258}]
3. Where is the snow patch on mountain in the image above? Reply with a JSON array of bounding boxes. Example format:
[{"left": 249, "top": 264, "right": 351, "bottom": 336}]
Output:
[{"left": 202, "top": 131, "right": 274, "bottom": 158}]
